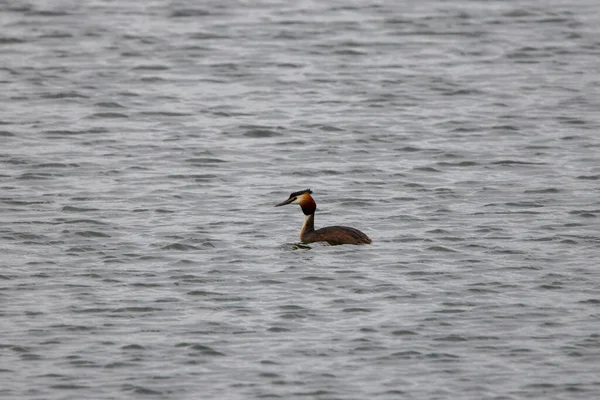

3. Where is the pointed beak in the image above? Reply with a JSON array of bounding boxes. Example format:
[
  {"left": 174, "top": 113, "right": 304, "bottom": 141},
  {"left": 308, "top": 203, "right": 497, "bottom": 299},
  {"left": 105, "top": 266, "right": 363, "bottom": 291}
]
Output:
[{"left": 274, "top": 197, "right": 294, "bottom": 207}]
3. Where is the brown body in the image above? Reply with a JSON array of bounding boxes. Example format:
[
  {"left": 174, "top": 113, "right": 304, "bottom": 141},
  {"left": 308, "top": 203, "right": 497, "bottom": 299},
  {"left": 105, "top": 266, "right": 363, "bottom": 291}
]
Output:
[{"left": 275, "top": 189, "right": 372, "bottom": 246}]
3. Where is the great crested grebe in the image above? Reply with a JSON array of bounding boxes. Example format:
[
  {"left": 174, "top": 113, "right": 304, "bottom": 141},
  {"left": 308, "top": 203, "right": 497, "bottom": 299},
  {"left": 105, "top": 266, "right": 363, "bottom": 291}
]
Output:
[{"left": 275, "top": 189, "right": 372, "bottom": 245}]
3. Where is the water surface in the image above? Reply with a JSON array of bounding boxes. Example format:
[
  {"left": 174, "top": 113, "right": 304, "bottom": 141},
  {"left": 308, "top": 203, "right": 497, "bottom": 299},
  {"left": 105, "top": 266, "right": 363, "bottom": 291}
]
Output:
[{"left": 1, "top": 1, "right": 600, "bottom": 399}]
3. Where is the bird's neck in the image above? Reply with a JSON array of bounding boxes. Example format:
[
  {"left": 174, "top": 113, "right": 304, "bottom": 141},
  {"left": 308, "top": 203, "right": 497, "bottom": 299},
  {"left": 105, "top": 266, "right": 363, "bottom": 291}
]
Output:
[{"left": 300, "top": 213, "right": 315, "bottom": 239}]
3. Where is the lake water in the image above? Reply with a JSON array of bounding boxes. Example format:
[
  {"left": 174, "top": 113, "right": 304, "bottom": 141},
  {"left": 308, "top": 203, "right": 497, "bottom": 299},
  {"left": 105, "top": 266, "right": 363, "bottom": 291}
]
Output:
[{"left": 1, "top": 1, "right": 600, "bottom": 399}]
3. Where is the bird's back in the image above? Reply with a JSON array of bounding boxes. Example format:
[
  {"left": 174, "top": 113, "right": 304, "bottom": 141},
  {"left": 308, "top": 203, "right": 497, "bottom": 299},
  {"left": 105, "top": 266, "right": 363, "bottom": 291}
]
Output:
[{"left": 304, "top": 225, "right": 372, "bottom": 245}]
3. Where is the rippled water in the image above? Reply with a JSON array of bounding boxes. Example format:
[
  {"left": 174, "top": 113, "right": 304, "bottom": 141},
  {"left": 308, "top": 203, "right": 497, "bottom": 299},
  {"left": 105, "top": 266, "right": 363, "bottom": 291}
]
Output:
[{"left": 2, "top": 0, "right": 600, "bottom": 399}]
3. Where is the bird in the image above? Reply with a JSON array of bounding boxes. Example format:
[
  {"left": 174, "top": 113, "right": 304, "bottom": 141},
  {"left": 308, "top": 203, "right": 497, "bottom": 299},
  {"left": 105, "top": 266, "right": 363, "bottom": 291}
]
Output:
[{"left": 274, "top": 189, "right": 371, "bottom": 245}]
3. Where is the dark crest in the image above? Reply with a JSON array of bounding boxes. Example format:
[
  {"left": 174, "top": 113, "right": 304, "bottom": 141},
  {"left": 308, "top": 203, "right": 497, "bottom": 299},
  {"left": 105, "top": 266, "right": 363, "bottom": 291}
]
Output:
[{"left": 289, "top": 189, "right": 312, "bottom": 198}]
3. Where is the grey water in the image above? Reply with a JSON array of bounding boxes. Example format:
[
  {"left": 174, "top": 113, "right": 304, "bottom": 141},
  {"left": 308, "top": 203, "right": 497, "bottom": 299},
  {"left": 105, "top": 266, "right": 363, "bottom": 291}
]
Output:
[{"left": 2, "top": 0, "right": 600, "bottom": 399}]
